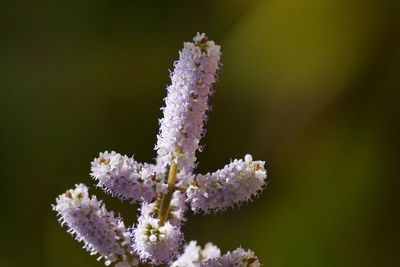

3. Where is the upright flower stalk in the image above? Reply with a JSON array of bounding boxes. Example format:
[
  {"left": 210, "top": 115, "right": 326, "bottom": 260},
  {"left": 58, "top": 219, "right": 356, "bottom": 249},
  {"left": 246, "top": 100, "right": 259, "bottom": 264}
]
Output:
[
  {"left": 155, "top": 33, "right": 221, "bottom": 174},
  {"left": 158, "top": 159, "right": 179, "bottom": 225},
  {"left": 53, "top": 33, "right": 267, "bottom": 267}
]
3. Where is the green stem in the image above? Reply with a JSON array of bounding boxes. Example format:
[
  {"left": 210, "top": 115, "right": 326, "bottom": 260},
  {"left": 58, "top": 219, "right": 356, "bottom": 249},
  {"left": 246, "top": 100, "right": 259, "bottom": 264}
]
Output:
[
  {"left": 158, "top": 161, "right": 178, "bottom": 225},
  {"left": 174, "top": 186, "right": 187, "bottom": 192}
]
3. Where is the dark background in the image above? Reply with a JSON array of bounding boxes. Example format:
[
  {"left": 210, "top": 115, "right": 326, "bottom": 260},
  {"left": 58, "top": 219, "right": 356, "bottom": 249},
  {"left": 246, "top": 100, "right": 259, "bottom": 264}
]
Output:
[{"left": 1, "top": 1, "right": 399, "bottom": 266}]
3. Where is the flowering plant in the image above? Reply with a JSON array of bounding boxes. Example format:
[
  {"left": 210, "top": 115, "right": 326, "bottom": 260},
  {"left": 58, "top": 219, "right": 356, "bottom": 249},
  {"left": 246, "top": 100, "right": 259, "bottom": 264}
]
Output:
[{"left": 53, "top": 33, "right": 267, "bottom": 267}]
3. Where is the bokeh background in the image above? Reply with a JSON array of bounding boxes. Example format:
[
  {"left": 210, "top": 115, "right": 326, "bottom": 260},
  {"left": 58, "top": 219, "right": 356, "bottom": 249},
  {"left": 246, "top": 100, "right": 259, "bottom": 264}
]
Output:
[{"left": 1, "top": 1, "right": 399, "bottom": 266}]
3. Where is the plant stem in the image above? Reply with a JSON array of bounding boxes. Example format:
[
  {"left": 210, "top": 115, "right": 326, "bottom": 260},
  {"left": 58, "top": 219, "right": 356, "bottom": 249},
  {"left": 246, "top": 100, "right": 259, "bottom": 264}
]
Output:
[{"left": 158, "top": 161, "right": 178, "bottom": 225}]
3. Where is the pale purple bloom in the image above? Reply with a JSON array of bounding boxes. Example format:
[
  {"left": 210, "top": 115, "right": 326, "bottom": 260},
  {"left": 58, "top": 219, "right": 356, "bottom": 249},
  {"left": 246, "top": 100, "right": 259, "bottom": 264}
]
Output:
[
  {"left": 132, "top": 217, "right": 183, "bottom": 264},
  {"left": 91, "top": 151, "right": 166, "bottom": 203},
  {"left": 53, "top": 184, "right": 138, "bottom": 266},
  {"left": 200, "top": 242, "right": 221, "bottom": 260},
  {"left": 54, "top": 33, "right": 268, "bottom": 266},
  {"left": 155, "top": 32, "right": 221, "bottom": 174},
  {"left": 186, "top": 154, "right": 267, "bottom": 213},
  {"left": 171, "top": 241, "right": 221, "bottom": 267}
]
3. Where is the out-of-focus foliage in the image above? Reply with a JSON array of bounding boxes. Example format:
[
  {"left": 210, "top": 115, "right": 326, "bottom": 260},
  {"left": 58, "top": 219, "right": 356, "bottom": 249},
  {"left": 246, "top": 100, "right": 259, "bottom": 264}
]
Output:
[{"left": 0, "top": 1, "right": 399, "bottom": 266}]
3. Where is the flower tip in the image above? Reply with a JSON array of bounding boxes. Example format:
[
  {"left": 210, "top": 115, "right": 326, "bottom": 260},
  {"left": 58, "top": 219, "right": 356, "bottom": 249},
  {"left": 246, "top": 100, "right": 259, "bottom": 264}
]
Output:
[
  {"left": 244, "top": 154, "right": 253, "bottom": 163},
  {"left": 193, "top": 32, "right": 207, "bottom": 43},
  {"left": 193, "top": 32, "right": 218, "bottom": 53}
]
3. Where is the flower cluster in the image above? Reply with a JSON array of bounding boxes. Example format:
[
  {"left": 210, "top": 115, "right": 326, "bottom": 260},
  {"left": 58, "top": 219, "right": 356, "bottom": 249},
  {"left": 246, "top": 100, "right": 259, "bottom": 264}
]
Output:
[
  {"left": 186, "top": 154, "right": 266, "bottom": 214},
  {"left": 171, "top": 242, "right": 260, "bottom": 267},
  {"left": 53, "top": 184, "right": 137, "bottom": 266},
  {"left": 53, "top": 33, "right": 268, "bottom": 266},
  {"left": 91, "top": 151, "right": 166, "bottom": 203},
  {"left": 133, "top": 217, "right": 183, "bottom": 264},
  {"left": 171, "top": 241, "right": 221, "bottom": 267},
  {"left": 155, "top": 32, "right": 221, "bottom": 174}
]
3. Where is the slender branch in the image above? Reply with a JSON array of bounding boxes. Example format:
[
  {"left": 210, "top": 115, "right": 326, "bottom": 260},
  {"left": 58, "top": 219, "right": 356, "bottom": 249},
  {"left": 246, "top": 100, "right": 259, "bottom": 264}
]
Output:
[
  {"left": 158, "top": 161, "right": 178, "bottom": 225},
  {"left": 174, "top": 186, "right": 187, "bottom": 192}
]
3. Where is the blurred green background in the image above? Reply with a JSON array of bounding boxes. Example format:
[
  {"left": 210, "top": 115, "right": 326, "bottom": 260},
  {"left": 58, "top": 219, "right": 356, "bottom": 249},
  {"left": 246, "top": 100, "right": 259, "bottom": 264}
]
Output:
[{"left": 1, "top": 0, "right": 399, "bottom": 266}]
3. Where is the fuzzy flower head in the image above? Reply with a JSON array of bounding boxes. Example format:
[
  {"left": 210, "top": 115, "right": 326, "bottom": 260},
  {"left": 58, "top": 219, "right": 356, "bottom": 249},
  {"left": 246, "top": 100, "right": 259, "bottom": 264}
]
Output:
[
  {"left": 186, "top": 154, "right": 267, "bottom": 213},
  {"left": 91, "top": 151, "right": 166, "bottom": 203},
  {"left": 156, "top": 32, "right": 221, "bottom": 174},
  {"left": 133, "top": 217, "right": 183, "bottom": 264},
  {"left": 53, "top": 184, "right": 138, "bottom": 266},
  {"left": 171, "top": 241, "right": 221, "bottom": 267}
]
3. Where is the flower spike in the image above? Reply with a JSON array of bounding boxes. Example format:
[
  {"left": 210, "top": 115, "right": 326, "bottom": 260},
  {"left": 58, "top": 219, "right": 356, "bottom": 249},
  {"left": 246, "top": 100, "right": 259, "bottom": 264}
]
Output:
[
  {"left": 155, "top": 32, "right": 221, "bottom": 174},
  {"left": 186, "top": 154, "right": 267, "bottom": 214},
  {"left": 54, "top": 33, "right": 268, "bottom": 267},
  {"left": 53, "top": 184, "right": 138, "bottom": 266},
  {"left": 91, "top": 151, "right": 167, "bottom": 203}
]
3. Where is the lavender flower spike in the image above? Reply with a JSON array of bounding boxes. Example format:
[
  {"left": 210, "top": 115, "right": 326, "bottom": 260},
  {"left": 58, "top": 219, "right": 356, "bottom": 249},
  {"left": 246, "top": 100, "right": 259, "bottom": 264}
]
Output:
[
  {"left": 155, "top": 32, "right": 221, "bottom": 174},
  {"left": 53, "top": 184, "right": 138, "bottom": 266},
  {"left": 186, "top": 154, "right": 267, "bottom": 214},
  {"left": 91, "top": 151, "right": 166, "bottom": 203},
  {"left": 54, "top": 34, "right": 269, "bottom": 266}
]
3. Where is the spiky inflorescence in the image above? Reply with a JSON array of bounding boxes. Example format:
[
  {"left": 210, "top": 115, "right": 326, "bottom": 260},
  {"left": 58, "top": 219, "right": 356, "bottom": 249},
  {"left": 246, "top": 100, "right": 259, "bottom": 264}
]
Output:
[
  {"left": 133, "top": 217, "right": 183, "bottom": 264},
  {"left": 186, "top": 154, "right": 267, "bottom": 214},
  {"left": 155, "top": 33, "right": 221, "bottom": 174},
  {"left": 91, "top": 151, "right": 167, "bottom": 203},
  {"left": 54, "top": 33, "right": 268, "bottom": 267},
  {"left": 171, "top": 241, "right": 221, "bottom": 267},
  {"left": 53, "top": 184, "right": 138, "bottom": 266},
  {"left": 199, "top": 247, "right": 261, "bottom": 267}
]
